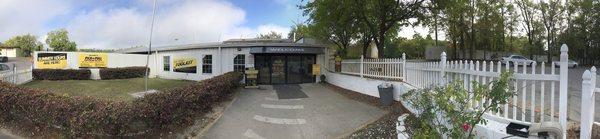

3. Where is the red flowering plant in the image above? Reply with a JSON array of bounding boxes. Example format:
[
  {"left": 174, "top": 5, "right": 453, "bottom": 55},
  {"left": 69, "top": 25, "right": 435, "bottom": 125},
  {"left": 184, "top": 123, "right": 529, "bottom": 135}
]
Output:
[{"left": 402, "top": 72, "right": 515, "bottom": 138}]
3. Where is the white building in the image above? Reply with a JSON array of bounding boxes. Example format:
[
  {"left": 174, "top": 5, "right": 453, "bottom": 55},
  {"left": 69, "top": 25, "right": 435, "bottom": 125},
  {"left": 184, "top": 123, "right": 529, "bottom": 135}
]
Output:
[
  {"left": 1, "top": 47, "right": 19, "bottom": 57},
  {"left": 120, "top": 38, "right": 328, "bottom": 84}
]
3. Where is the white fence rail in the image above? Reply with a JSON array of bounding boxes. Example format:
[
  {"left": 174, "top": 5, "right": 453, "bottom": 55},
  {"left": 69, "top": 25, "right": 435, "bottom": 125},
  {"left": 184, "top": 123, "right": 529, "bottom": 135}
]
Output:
[
  {"left": 405, "top": 45, "right": 569, "bottom": 136},
  {"left": 340, "top": 54, "right": 406, "bottom": 80},
  {"left": 580, "top": 66, "right": 599, "bottom": 139},
  {"left": 0, "top": 66, "right": 33, "bottom": 85},
  {"left": 333, "top": 44, "right": 572, "bottom": 138}
]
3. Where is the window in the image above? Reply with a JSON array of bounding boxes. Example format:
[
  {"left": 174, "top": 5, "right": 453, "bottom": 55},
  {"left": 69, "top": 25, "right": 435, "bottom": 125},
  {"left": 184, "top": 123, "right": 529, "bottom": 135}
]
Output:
[
  {"left": 234, "top": 54, "right": 245, "bottom": 72},
  {"left": 202, "top": 55, "right": 212, "bottom": 73},
  {"left": 163, "top": 56, "right": 170, "bottom": 71}
]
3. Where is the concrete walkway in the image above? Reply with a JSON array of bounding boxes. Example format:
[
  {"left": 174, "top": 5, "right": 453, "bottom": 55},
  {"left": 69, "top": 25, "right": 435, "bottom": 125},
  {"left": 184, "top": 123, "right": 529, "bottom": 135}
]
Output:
[{"left": 202, "top": 83, "right": 387, "bottom": 139}]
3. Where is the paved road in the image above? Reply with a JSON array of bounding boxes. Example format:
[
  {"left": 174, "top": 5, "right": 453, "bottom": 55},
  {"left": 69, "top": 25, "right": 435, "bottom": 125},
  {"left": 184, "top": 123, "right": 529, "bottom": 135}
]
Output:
[{"left": 202, "top": 84, "right": 387, "bottom": 139}]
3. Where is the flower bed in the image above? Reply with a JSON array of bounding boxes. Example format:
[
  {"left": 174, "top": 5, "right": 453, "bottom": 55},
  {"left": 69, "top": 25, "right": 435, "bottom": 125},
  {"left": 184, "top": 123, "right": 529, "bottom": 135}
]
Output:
[
  {"left": 99, "top": 67, "right": 148, "bottom": 80},
  {"left": 32, "top": 69, "right": 91, "bottom": 80},
  {"left": 0, "top": 72, "right": 241, "bottom": 137}
]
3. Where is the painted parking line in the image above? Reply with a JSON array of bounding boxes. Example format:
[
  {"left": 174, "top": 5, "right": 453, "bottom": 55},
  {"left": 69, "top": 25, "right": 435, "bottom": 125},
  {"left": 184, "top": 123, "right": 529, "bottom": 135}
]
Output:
[
  {"left": 243, "top": 129, "right": 266, "bottom": 139},
  {"left": 253, "top": 115, "right": 306, "bottom": 125},
  {"left": 264, "top": 97, "right": 301, "bottom": 101},
  {"left": 260, "top": 104, "right": 304, "bottom": 109}
]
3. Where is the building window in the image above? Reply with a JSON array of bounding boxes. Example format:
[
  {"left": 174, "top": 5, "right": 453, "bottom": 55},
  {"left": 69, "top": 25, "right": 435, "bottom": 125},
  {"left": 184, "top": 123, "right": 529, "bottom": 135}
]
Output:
[
  {"left": 202, "top": 55, "right": 212, "bottom": 73},
  {"left": 234, "top": 54, "right": 245, "bottom": 72},
  {"left": 163, "top": 56, "right": 170, "bottom": 71}
]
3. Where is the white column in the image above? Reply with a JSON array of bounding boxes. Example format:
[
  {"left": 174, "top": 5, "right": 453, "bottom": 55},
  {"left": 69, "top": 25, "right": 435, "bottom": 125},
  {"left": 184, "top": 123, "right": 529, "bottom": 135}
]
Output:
[
  {"left": 580, "top": 67, "right": 596, "bottom": 139},
  {"left": 360, "top": 55, "right": 364, "bottom": 78},
  {"left": 558, "top": 44, "right": 568, "bottom": 139},
  {"left": 440, "top": 52, "right": 446, "bottom": 86},
  {"left": 402, "top": 53, "right": 406, "bottom": 81}
]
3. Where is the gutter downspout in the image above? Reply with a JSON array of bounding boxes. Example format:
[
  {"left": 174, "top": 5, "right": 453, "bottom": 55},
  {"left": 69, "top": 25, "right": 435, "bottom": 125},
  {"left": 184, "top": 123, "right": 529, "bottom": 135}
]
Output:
[{"left": 218, "top": 46, "right": 222, "bottom": 75}]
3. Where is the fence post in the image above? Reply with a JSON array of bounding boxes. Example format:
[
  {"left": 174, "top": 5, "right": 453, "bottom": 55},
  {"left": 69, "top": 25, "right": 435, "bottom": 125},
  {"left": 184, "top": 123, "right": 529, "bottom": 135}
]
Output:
[
  {"left": 12, "top": 63, "right": 16, "bottom": 84},
  {"left": 360, "top": 55, "right": 364, "bottom": 78},
  {"left": 440, "top": 52, "right": 447, "bottom": 86},
  {"left": 580, "top": 67, "right": 596, "bottom": 139},
  {"left": 402, "top": 53, "right": 406, "bottom": 81},
  {"left": 558, "top": 44, "right": 568, "bottom": 139}
]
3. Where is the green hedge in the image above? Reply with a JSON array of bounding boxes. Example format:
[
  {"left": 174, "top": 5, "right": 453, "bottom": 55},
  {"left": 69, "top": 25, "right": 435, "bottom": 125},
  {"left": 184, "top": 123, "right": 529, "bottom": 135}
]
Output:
[
  {"left": 0, "top": 72, "right": 241, "bottom": 137},
  {"left": 32, "top": 69, "right": 91, "bottom": 80},
  {"left": 99, "top": 67, "right": 148, "bottom": 80}
]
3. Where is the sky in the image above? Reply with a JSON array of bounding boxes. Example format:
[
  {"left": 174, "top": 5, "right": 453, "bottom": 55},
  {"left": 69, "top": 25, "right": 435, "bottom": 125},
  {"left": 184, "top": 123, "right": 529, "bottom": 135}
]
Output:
[{"left": 0, "top": 0, "right": 430, "bottom": 49}]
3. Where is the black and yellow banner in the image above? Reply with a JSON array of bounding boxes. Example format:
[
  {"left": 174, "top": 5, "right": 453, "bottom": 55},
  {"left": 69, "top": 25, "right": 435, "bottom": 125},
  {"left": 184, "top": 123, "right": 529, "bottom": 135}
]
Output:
[
  {"left": 79, "top": 53, "right": 108, "bottom": 68},
  {"left": 173, "top": 57, "right": 197, "bottom": 73},
  {"left": 36, "top": 53, "right": 67, "bottom": 69}
]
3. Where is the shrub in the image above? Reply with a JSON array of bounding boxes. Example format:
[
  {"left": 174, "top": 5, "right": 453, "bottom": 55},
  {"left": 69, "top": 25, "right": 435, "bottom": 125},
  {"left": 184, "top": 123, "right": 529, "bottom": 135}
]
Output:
[
  {"left": 0, "top": 72, "right": 242, "bottom": 137},
  {"left": 401, "top": 72, "right": 515, "bottom": 138},
  {"left": 33, "top": 69, "right": 91, "bottom": 80},
  {"left": 99, "top": 67, "right": 148, "bottom": 80}
]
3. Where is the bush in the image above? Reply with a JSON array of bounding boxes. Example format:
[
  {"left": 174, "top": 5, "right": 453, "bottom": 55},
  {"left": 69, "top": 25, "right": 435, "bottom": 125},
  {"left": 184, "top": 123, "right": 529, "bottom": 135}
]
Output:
[
  {"left": 99, "top": 67, "right": 148, "bottom": 80},
  {"left": 401, "top": 72, "right": 515, "bottom": 138},
  {"left": 33, "top": 69, "right": 91, "bottom": 80},
  {"left": 0, "top": 72, "right": 242, "bottom": 137}
]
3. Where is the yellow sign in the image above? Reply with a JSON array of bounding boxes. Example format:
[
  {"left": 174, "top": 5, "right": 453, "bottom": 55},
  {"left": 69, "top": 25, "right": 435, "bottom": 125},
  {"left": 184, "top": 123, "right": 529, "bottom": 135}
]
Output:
[
  {"left": 79, "top": 53, "right": 108, "bottom": 68},
  {"left": 173, "top": 57, "right": 197, "bottom": 73},
  {"left": 36, "top": 53, "right": 67, "bottom": 69},
  {"left": 312, "top": 64, "right": 321, "bottom": 75}
]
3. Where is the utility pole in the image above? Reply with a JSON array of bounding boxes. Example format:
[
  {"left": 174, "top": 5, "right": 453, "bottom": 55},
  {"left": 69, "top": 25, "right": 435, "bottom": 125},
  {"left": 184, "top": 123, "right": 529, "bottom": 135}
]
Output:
[{"left": 145, "top": 0, "right": 157, "bottom": 91}]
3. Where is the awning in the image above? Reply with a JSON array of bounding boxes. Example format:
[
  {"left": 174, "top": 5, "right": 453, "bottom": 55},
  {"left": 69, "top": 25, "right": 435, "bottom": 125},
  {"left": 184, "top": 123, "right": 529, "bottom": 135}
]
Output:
[{"left": 249, "top": 46, "right": 324, "bottom": 54}]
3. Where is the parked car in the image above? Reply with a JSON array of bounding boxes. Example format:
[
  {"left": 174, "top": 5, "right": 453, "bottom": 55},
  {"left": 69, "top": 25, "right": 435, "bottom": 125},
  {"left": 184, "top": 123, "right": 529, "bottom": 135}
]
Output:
[
  {"left": 0, "top": 63, "right": 10, "bottom": 71},
  {"left": 553, "top": 60, "right": 579, "bottom": 68},
  {"left": 0, "top": 56, "right": 7, "bottom": 62},
  {"left": 501, "top": 55, "right": 534, "bottom": 66}
]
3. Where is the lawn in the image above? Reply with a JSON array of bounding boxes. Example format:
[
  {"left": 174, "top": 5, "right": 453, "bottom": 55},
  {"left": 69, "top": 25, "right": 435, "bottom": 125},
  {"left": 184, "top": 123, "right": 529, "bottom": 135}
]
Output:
[{"left": 22, "top": 78, "right": 195, "bottom": 101}]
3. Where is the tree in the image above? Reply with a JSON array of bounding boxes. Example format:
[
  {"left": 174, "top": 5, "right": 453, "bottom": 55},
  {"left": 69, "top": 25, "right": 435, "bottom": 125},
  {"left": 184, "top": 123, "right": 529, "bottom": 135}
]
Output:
[
  {"left": 302, "top": 0, "right": 359, "bottom": 57},
  {"left": 46, "top": 29, "right": 77, "bottom": 51},
  {"left": 354, "top": 0, "right": 425, "bottom": 58},
  {"left": 287, "top": 23, "right": 312, "bottom": 41},
  {"left": 4, "top": 34, "right": 43, "bottom": 57},
  {"left": 256, "top": 31, "right": 283, "bottom": 39},
  {"left": 538, "top": 0, "right": 565, "bottom": 63}
]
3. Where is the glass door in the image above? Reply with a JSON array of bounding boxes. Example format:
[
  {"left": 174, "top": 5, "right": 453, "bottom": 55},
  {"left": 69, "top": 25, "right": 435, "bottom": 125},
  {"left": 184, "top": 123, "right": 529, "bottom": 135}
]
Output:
[
  {"left": 255, "top": 55, "right": 270, "bottom": 84},
  {"left": 301, "top": 55, "right": 315, "bottom": 83},
  {"left": 286, "top": 56, "right": 303, "bottom": 84},
  {"left": 271, "top": 56, "right": 286, "bottom": 84}
]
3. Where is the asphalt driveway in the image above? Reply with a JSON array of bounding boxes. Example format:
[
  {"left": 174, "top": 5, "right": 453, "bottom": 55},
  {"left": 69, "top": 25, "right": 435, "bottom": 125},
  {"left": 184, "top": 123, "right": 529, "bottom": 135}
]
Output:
[{"left": 202, "top": 83, "right": 387, "bottom": 139}]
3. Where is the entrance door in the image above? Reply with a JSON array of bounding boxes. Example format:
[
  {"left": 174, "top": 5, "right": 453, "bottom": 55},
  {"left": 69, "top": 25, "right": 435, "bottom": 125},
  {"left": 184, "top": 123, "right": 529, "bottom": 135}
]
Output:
[
  {"left": 286, "top": 56, "right": 303, "bottom": 84},
  {"left": 271, "top": 56, "right": 286, "bottom": 84},
  {"left": 254, "top": 54, "right": 315, "bottom": 84},
  {"left": 255, "top": 55, "right": 270, "bottom": 84}
]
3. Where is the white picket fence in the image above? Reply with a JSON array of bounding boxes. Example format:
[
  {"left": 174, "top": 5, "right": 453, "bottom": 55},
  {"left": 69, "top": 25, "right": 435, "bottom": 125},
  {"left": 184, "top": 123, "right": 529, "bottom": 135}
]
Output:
[
  {"left": 340, "top": 54, "right": 406, "bottom": 80},
  {"left": 405, "top": 46, "right": 569, "bottom": 138},
  {"left": 0, "top": 66, "right": 33, "bottom": 85},
  {"left": 333, "top": 44, "right": 600, "bottom": 138},
  {"left": 336, "top": 44, "right": 573, "bottom": 138},
  {"left": 580, "top": 66, "right": 600, "bottom": 139}
]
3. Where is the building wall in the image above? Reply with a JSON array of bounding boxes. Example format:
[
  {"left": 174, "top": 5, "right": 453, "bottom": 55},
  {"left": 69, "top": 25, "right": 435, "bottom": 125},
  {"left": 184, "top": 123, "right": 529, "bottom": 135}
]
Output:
[
  {"left": 1, "top": 48, "right": 18, "bottom": 57},
  {"left": 32, "top": 51, "right": 154, "bottom": 73},
  {"left": 151, "top": 47, "right": 255, "bottom": 81}
]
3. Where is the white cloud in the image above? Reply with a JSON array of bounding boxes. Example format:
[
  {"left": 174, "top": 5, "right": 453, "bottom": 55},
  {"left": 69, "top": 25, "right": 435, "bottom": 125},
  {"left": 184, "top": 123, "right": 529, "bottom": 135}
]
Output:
[
  {"left": 0, "top": 0, "right": 70, "bottom": 41},
  {"left": 67, "top": 0, "right": 249, "bottom": 49}
]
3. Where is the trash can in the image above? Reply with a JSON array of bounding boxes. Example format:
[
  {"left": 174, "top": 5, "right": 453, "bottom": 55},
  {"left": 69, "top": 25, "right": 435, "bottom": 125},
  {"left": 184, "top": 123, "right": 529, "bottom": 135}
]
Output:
[{"left": 378, "top": 82, "right": 394, "bottom": 106}]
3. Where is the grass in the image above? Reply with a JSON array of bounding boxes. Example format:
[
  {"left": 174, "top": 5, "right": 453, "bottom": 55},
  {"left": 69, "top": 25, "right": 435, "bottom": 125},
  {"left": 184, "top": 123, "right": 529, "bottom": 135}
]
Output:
[{"left": 21, "top": 78, "right": 195, "bottom": 101}]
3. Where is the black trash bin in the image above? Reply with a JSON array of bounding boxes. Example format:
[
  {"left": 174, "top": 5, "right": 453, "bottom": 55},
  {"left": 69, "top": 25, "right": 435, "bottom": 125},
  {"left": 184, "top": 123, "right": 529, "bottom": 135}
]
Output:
[{"left": 378, "top": 83, "right": 394, "bottom": 106}]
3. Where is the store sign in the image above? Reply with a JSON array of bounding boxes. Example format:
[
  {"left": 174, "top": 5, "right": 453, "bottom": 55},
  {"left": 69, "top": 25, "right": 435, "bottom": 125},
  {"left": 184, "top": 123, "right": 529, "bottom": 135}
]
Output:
[
  {"left": 79, "top": 53, "right": 108, "bottom": 68},
  {"left": 250, "top": 47, "right": 324, "bottom": 54},
  {"left": 173, "top": 57, "right": 197, "bottom": 73},
  {"left": 312, "top": 64, "right": 321, "bottom": 75},
  {"left": 36, "top": 53, "right": 67, "bottom": 69}
]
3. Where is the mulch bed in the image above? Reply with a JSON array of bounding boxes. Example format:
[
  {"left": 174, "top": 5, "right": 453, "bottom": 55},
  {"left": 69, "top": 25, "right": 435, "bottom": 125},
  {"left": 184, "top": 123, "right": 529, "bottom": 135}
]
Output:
[{"left": 323, "top": 83, "right": 410, "bottom": 138}]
